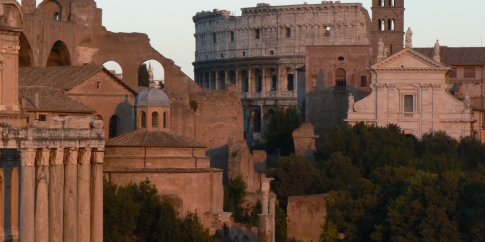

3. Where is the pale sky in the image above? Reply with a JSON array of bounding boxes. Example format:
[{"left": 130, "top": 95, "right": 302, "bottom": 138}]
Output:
[{"left": 27, "top": 0, "right": 485, "bottom": 80}]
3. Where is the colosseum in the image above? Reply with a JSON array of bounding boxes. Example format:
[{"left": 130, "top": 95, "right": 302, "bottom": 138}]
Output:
[{"left": 192, "top": 0, "right": 405, "bottom": 143}]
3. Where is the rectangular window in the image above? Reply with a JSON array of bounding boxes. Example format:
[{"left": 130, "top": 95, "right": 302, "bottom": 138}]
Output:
[
  {"left": 285, "top": 27, "right": 291, "bottom": 37},
  {"left": 38, "top": 114, "right": 47, "bottom": 121},
  {"left": 448, "top": 69, "right": 457, "bottom": 78},
  {"left": 464, "top": 67, "right": 476, "bottom": 78},
  {"left": 404, "top": 95, "right": 414, "bottom": 117},
  {"left": 213, "top": 33, "right": 217, "bottom": 43},
  {"left": 254, "top": 29, "right": 260, "bottom": 39},
  {"left": 360, "top": 76, "right": 367, "bottom": 87},
  {"left": 230, "top": 31, "right": 234, "bottom": 42},
  {"left": 324, "top": 26, "right": 331, "bottom": 36}
]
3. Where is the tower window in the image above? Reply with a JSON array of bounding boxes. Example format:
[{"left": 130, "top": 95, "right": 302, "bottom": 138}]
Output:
[
  {"left": 285, "top": 27, "right": 291, "bottom": 37},
  {"left": 163, "top": 112, "right": 168, "bottom": 128},
  {"left": 388, "top": 19, "right": 395, "bottom": 31},
  {"left": 254, "top": 29, "right": 260, "bottom": 39},
  {"left": 389, "top": 0, "right": 395, "bottom": 6},
  {"left": 379, "top": 19, "right": 385, "bottom": 31},
  {"left": 380, "top": 0, "right": 385, "bottom": 6},
  {"left": 213, "top": 33, "right": 217, "bottom": 43},
  {"left": 230, "top": 31, "right": 235, "bottom": 42},
  {"left": 141, "top": 111, "right": 147, "bottom": 128}
]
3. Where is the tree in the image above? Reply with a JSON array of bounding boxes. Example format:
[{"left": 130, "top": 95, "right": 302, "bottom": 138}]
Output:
[
  {"left": 264, "top": 106, "right": 302, "bottom": 156},
  {"left": 224, "top": 176, "right": 247, "bottom": 222},
  {"left": 138, "top": 63, "right": 150, "bottom": 87}
]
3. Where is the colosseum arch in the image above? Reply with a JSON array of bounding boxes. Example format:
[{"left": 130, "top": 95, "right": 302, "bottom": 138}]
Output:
[
  {"left": 19, "top": 33, "right": 34, "bottom": 67},
  {"left": 46, "top": 40, "right": 71, "bottom": 66}
]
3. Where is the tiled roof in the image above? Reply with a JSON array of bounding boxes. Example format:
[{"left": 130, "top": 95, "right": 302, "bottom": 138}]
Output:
[
  {"left": 19, "top": 66, "right": 137, "bottom": 94},
  {"left": 104, "top": 167, "right": 222, "bottom": 173},
  {"left": 19, "top": 86, "right": 95, "bottom": 113},
  {"left": 106, "top": 129, "right": 206, "bottom": 148},
  {"left": 414, "top": 47, "right": 485, "bottom": 66}
]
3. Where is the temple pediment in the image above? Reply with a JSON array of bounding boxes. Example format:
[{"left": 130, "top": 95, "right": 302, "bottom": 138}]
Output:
[{"left": 371, "top": 48, "right": 450, "bottom": 70}]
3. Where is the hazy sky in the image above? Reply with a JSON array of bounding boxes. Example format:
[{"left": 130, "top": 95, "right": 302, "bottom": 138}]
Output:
[{"left": 28, "top": 0, "right": 485, "bottom": 80}]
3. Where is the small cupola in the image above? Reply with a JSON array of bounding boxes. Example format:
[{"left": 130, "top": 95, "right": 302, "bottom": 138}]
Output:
[{"left": 135, "top": 81, "right": 170, "bottom": 130}]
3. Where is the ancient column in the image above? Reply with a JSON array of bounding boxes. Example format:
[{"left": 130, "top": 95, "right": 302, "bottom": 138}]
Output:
[
  {"left": 90, "top": 149, "right": 104, "bottom": 242},
  {"left": 78, "top": 148, "right": 91, "bottom": 242},
  {"left": 19, "top": 148, "right": 36, "bottom": 242},
  {"left": 35, "top": 149, "right": 49, "bottom": 242},
  {"left": 64, "top": 148, "right": 78, "bottom": 242},
  {"left": 49, "top": 148, "right": 64, "bottom": 242}
]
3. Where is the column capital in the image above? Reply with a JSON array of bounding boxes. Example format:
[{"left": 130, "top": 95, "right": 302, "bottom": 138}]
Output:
[
  {"left": 91, "top": 150, "right": 104, "bottom": 164},
  {"left": 65, "top": 148, "right": 78, "bottom": 166},
  {"left": 20, "top": 148, "right": 36, "bottom": 167},
  {"left": 50, "top": 148, "right": 65, "bottom": 166},
  {"left": 78, "top": 148, "right": 92, "bottom": 165},
  {"left": 36, "top": 148, "right": 50, "bottom": 166}
]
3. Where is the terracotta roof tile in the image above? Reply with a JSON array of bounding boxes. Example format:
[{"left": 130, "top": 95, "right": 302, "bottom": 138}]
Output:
[
  {"left": 19, "top": 66, "right": 137, "bottom": 94},
  {"left": 106, "top": 129, "right": 206, "bottom": 148},
  {"left": 414, "top": 47, "right": 485, "bottom": 66},
  {"left": 19, "top": 86, "right": 95, "bottom": 113}
]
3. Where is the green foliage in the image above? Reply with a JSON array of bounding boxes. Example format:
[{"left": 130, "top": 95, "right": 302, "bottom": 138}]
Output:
[
  {"left": 264, "top": 106, "right": 302, "bottom": 156},
  {"left": 104, "top": 179, "right": 215, "bottom": 242},
  {"left": 189, "top": 100, "right": 198, "bottom": 112},
  {"left": 317, "top": 122, "right": 485, "bottom": 241},
  {"left": 267, "top": 155, "right": 325, "bottom": 209},
  {"left": 138, "top": 63, "right": 150, "bottom": 87},
  {"left": 275, "top": 202, "right": 288, "bottom": 242},
  {"left": 223, "top": 176, "right": 247, "bottom": 222}
]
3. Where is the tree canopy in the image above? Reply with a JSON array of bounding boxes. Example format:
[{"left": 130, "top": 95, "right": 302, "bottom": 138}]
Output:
[
  {"left": 263, "top": 106, "right": 302, "bottom": 156},
  {"left": 138, "top": 63, "right": 150, "bottom": 87}
]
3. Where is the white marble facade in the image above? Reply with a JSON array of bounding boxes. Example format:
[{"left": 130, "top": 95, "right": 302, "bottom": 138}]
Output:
[{"left": 346, "top": 47, "right": 477, "bottom": 140}]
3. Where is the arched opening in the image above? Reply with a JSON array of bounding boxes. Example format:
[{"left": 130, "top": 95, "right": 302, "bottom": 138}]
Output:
[
  {"left": 218, "top": 70, "right": 226, "bottom": 90},
  {"left": 109, "top": 115, "right": 120, "bottom": 138},
  {"left": 141, "top": 111, "right": 147, "bottom": 128},
  {"left": 379, "top": 0, "right": 385, "bottom": 6},
  {"left": 40, "top": 0, "right": 62, "bottom": 20},
  {"left": 379, "top": 19, "right": 385, "bottom": 31},
  {"left": 286, "top": 68, "right": 294, "bottom": 91},
  {"left": 204, "top": 72, "right": 210, "bottom": 89},
  {"left": 163, "top": 112, "right": 168, "bottom": 128},
  {"left": 335, "top": 68, "right": 347, "bottom": 87},
  {"left": 152, "top": 112, "right": 159, "bottom": 128},
  {"left": 138, "top": 60, "right": 165, "bottom": 88},
  {"left": 103, "top": 61, "right": 123, "bottom": 80},
  {"left": 251, "top": 109, "right": 261, "bottom": 133},
  {"left": 389, "top": 0, "right": 395, "bottom": 6},
  {"left": 46, "top": 40, "right": 71, "bottom": 66},
  {"left": 270, "top": 68, "right": 278, "bottom": 91},
  {"left": 228, "top": 70, "right": 236, "bottom": 84},
  {"left": 19, "top": 33, "right": 34, "bottom": 67},
  {"left": 210, "top": 71, "right": 216, "bottom": 90},
  {"left": 242, "top": 236, "right": 250, "bottom": 242},
  {"left": 233, "top": 236, "right": 239, "bottom": 242},
  {"left": 241, "top": 70, "right": 249, "bottom": 92},
  {"left": 96, "top": 115, "right": 103, "bottom": 120},
  {"left": 388, "top": 19, "right": 395, "bottom": 31},
  {"left": 255, "top": 69, "right": 262, "bottom": 92}
]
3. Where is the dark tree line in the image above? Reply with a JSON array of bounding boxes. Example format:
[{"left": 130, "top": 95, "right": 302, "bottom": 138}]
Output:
[
  {"left": 104, "top": 179, "right": 216, "bottom": 242},
  {"left": 266, "top": 122, "right": 485, "bottom": 241}
]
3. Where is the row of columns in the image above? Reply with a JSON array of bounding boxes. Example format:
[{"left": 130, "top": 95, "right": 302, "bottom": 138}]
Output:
[
  {"left": 19, "top": 147, "right": 104, "bottom": 242},
  {"left": 195, "top": 67, "right": 297, "bottom": 95}
]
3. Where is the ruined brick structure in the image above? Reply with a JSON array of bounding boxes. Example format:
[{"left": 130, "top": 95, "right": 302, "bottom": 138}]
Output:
[
  {"left": 192, "top": 1, "right": 400, "bottom": 143},
  {"left": 19, "top": 0, "right": 197, "bottom": 93}
]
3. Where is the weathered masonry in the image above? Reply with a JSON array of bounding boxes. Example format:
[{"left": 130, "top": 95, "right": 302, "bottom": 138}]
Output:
[{"left": 193, "top": 1, "right": 373, "bottom": 142}]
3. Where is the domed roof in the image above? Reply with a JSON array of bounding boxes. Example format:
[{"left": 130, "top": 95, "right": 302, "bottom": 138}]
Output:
[{"left": 135, "top": 83, "right": 170, "bottom": 107}]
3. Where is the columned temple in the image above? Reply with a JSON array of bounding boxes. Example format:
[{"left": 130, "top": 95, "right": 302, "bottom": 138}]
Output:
[{"left": 0, "top": 1, "right": 106, "bottom": 241}]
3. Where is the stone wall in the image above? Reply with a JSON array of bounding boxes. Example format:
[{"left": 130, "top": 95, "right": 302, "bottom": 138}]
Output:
[
  {"left": 227, "top": 139, "right": 262, "bottom": 192},
  {"left": 287, "top": 194, "right": 330, "bottom": 242},
  {"left": 292, "top": 123, "right": 316, "bottom": 161}
]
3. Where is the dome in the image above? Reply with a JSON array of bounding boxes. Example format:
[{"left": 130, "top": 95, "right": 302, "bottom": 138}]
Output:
[{"left": 135, "top": 85, "right": 170, "bottom": 107}]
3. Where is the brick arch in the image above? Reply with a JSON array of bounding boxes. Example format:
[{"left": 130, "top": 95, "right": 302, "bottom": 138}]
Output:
[
  {"left": 46, "top": 40, "right": 71, "bottom": 66},
  {"left": 38, "top": 0, "right": 63, "bottom": 20},
  {"left": 95, "top": 32, "right": 201, "bottom": 93},
  {"left": 19, "top": 32, "right": 34, "bottom": 67}
]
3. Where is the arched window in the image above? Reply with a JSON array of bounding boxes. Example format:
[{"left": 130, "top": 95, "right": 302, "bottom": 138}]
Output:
[
  {"left": 380, "top": 0, "right": 385, "bottom": 6},
  {"left": 54, "top": 12, "right": 60, "bottom": 20},
  {"left": 379, "top": 19, "right": 385, "bottom": 31},
  {"left": 255, "top": 69, "right": 262, "bottom": 92},
  {"left": 272, "top": 75, "right": 278, "bottom": 90},
  {"left": 335, "top": 68, "right": 347, "bottom": 87},
  {"left": 388, "top": 19, "right": 395, "bottom": 30},
  {"left": 163, "top": 112, "right": 168, "bottom": 128},
  {"left": 141, "top": 111, "right": 147, "bottom": 128},
  {"left": 242, "top": 70, "right": 249, "bottom": 92},
  {"left": 152, "top": 112, "right": 159, "bottom": 128},
  {"left": 251, "top": 110, "right": 261, "bottom": 133},
  {"left": 109, "top": 115, "right": 120, "bottom": 138},
  {"left": 389, "top": 0, "right": 395, "bottom": 6}
]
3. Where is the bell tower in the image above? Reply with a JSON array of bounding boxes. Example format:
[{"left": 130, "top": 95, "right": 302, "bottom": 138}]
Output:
[{"left": 371, "top": 0, "right": 405, "bottom": 62}]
